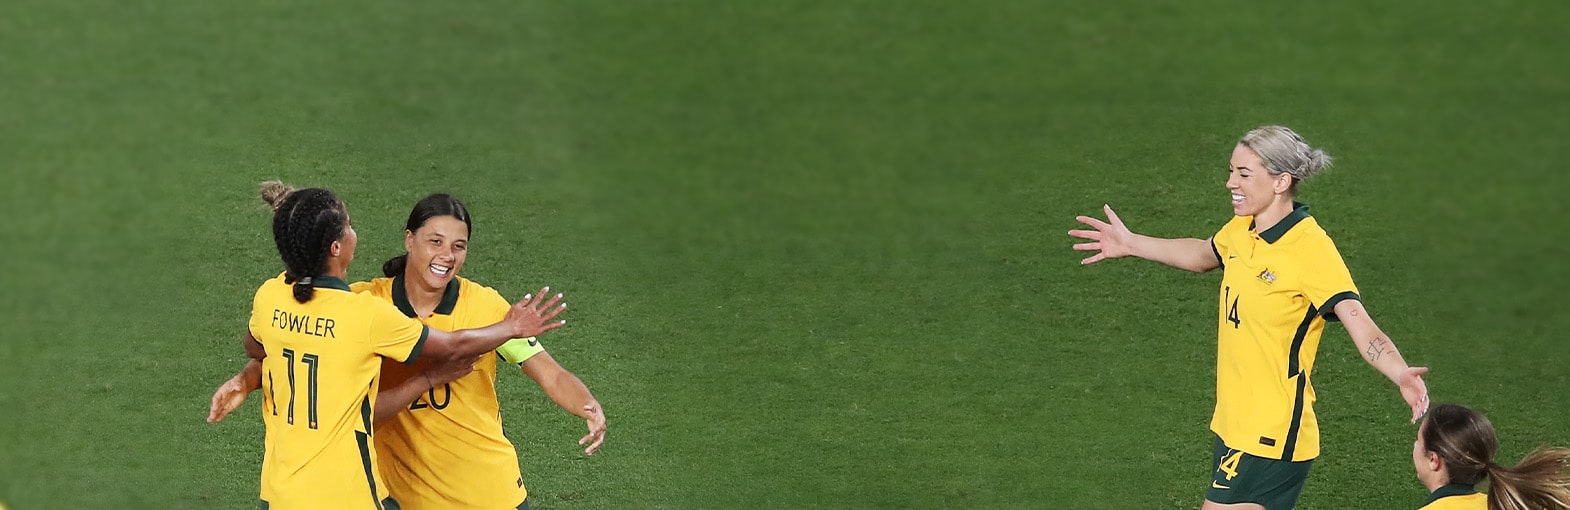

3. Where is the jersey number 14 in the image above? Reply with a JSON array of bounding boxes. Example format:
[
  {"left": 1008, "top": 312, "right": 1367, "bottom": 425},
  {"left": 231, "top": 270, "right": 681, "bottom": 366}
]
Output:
[{"left": 1224, "top": 286, "right": 1241, "bottom": 329}]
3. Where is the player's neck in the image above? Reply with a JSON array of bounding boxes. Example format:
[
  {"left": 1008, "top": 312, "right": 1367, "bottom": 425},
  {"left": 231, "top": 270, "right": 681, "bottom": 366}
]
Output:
[
  {"left": 402, "top": 271, "right": 445, "bottom": 318},
  {"left": 323, "top": 261, "right": 349, "bottom": 280},
  {"left": 1251, "top": 197, "right": 1296, "bottom": 234}
]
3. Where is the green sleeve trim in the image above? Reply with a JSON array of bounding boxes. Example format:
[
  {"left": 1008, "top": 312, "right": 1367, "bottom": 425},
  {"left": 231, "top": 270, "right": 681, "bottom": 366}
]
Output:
[
  {"left": 1211, "top": 239, "right": 1223, "bottom": 265},
  {"left": 402, "top": 325, "right": 430, "bottom": 365},
  {"left": 1319, "top": 291, "right": 1360, "bottom": 322}
]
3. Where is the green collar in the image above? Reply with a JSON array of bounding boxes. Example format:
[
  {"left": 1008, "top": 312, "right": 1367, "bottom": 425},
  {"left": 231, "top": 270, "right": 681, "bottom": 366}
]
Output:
[
  {"left": 310, "top": 276, "right": 351, "bottom": 292},
  {"left": 1250, "top": 202, "right": 1311, "bottom": 244},
  {"left": 391, "top": 275, "right": 461, "bottom": 318},
  {"left": 1426, "top": 483, "right": 1479, "bottom": 504}
]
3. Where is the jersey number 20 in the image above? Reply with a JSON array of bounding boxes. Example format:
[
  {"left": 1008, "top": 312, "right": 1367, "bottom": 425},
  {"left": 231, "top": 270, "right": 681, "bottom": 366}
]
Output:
[{"left": 410, "top": 384, "right": 452, "bottom": 411}]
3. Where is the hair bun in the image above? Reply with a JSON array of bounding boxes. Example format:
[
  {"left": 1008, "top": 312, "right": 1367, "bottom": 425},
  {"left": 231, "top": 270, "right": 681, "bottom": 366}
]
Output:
[{"left": 260, "top": 181, "right": 297, "bottom": 211}]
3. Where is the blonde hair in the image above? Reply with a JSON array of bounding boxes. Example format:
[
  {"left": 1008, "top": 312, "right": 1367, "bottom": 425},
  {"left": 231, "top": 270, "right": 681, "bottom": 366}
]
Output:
[
  {"left": 1238, "top": 125, "right": 1333, "bottom": 193},
  {"left": 259, "top": 181, "right": 296, "bottom": 211},
  {"left": 1423, "top": 403, "right": 1570, "bottom": 510}
]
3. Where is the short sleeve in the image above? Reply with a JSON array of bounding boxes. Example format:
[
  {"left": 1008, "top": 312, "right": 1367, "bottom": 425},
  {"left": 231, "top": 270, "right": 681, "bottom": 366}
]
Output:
[
  {"left": 247, "top": 286, "right": 271, "bottom": 348},
  {"left": 478, "top": 286, "right": 543, "bottom": 365},
  {"left": 367, "top": 297, "right": 429, "bottom": 364},
  {"left": 349, "top": 280, "right": 376, "bottom": 294},
  {"left": 1298, "top": 236, "right": 1361, "bottom": 321},
  {"left": 1212, "top": 216, "right": 1245, "bottom": 265}
]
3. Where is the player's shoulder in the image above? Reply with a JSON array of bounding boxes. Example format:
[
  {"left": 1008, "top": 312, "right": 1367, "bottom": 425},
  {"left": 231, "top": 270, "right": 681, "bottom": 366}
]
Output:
[
  {"left": 1227, "top": 214, "right": 1254, "bottom": 231},
  {"left": 350, "top": 277, "right": 395, "bottom": 297},
  {"left": 1281, "top": 215, "right": 1337, "bottom": 249},
  {"left": 1418, "top": 491, "right": 1487, "bottom": 510},
  {"left": 456, "top": 276, "right": 510, "bottom": 308},
  {"left": 1214, "top": 215, "right": 1252, "bottom": 240},
  {"left": 253, "top": 272, "right": 290, "bottom": 299},
  {"left": 336, "top": 279, "right": 406, "bottom": 316}
]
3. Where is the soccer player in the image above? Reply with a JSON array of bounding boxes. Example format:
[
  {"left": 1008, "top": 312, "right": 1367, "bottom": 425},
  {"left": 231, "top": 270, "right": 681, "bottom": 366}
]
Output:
[
  {"left": 235, "top": 187, "right": 567, "bottom": 509},
  {"left": 212, "top": 185, "right": 603, "bottom": 509},
  {"left": 1068, "top": 126, "right": 1430, "bottom": 510},
  {"left": 1413, "top": 403, "right": 1570, "bottom": 510}
]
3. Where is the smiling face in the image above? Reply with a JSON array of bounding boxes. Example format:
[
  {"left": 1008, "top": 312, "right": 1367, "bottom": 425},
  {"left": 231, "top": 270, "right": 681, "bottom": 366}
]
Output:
[
  {"left": 402, "top": 215, "right": 470, "bottom": 291},
  {"left": 1226, "top": 143, "right": 1295, "bottom": 217}
]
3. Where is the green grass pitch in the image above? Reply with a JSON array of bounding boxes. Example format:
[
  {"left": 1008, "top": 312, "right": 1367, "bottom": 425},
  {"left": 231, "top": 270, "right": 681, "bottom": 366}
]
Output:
[{"left": 2, "top": 1, "right": 1568, "bottom": 508}]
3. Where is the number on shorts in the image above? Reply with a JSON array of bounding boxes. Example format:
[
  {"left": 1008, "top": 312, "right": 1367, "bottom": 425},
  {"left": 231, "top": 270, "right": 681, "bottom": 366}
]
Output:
[{"left": 1218, "top": 450, "right": 1243, "bottom": 481}]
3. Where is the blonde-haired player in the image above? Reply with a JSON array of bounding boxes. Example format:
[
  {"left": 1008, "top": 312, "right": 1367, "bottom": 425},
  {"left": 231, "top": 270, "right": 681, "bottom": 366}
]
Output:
[{"left": 1069, "top": 126, "right": 1429, "bottom": 509}]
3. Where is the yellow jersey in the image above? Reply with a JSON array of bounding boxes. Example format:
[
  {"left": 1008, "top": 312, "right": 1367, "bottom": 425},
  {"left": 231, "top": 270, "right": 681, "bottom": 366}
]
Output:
[
  {"left": 1419, "top": 484, "right": 1486, "bottom": 510},
  {"left": 249, "top": 274, "right": 429, "bottom": 509},
  {"left": 350, "top": 276, "right": 544, "bottom": 510},
  {"left": 1210, "top": 203, "right": 1360, "bottom": 461}
]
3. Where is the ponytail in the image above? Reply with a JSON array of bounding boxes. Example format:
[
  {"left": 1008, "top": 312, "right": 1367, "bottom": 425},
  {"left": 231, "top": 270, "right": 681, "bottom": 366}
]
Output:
[
  {"left": 383, "top": 254, "right": 408, "bottom": 278},
  {"left": 292, "top": 277, "right": 315, "bottom": 303},
  {"left": 1485, "top": 447, "right": 1570, "bottom": 510}
]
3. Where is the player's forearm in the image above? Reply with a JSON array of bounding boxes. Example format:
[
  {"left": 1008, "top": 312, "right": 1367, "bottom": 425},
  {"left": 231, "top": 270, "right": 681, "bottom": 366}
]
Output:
[
  {"left": 374, "top": 375, "right": 433, "bottom": 425},
  {"left": 1351, "top": 327, "right": 1411, "bottom": 383},
  {"left": 1339, "top": 302, "right": 1412, "bottom": 382},
  {"left": 426, "top": 323, "right": 518, "bottom": 360},
  {"left": 541, "top": 370, "right": 598, "bottom": 419},
  {"left": 1129, "top": 235, "right": 1220, "bottom": 273},
  {"left": 234, "top": 358, "right": 264, "bottom": 393}
]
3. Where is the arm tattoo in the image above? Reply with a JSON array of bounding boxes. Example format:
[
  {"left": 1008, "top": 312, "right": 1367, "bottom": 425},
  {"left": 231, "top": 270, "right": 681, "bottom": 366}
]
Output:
[{"left": 1364, "top": 336, "right": 1389, "bottom": 361}]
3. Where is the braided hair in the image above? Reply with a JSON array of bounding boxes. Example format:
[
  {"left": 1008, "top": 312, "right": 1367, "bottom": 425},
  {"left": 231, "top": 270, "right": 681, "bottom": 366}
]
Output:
[
  {"left": 382, "top": 193, "right": 473, "bottom": 277},
  {"left": 270, "top": 188, "right": 348, "bottom": 303}
]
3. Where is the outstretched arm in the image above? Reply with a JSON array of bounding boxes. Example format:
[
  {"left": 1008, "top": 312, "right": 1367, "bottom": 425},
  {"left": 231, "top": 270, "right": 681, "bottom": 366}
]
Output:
[
  {"left": 1070, "top": 205, "right": 1220, "bottom": 273},
  {"left": 520, "top": 352, "right": 606, "bottom": 455},
  {"left": 422, "top": 288, "right": 568, "bottom": 361},
  {"left": 1335, "top": 299, "right": 1429, "bottom": 423}
]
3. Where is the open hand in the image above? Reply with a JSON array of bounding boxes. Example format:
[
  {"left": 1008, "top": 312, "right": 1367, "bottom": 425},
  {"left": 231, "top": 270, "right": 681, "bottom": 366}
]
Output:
[
  {"left": 1398, "top": 366, "right": 1430, "bottom": 423},
  {"left": 1069, "top": 204, "right": 1135, "bottom": 265},
  {"left": 505, "top": 287, "right": 568, "bottom": 339},
  {"left": 207, "top": 376, "right": 250, "bottom": 424}
]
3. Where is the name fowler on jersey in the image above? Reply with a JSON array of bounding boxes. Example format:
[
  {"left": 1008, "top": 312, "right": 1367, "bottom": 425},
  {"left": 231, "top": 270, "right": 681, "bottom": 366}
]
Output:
[{"left": 270, "top": 309, "right": 337, "bottom": 338}]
